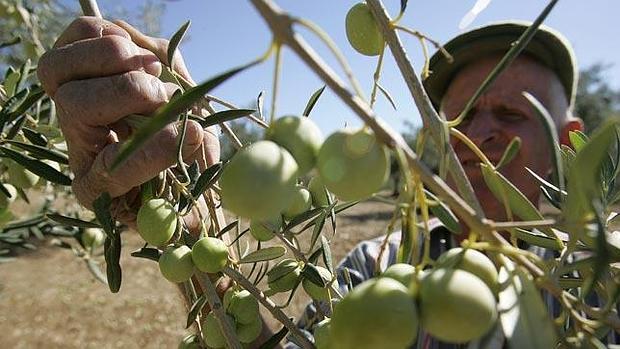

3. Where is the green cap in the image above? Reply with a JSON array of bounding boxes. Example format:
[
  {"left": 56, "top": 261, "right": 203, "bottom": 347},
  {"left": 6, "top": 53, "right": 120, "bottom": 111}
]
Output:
[{"left": 423, "top": 21, "right": 578, "bottom": 108}]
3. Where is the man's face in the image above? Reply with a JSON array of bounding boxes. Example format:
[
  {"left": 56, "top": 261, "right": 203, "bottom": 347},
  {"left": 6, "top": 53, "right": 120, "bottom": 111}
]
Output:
[{"left": 440, "top": 54, "right": 568, "bottom": 221}]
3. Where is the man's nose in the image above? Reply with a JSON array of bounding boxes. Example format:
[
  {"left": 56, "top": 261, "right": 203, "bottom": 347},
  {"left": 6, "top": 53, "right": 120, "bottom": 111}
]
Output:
[{"left": 463, "top": 111, "right": 500, "bottom": 147}]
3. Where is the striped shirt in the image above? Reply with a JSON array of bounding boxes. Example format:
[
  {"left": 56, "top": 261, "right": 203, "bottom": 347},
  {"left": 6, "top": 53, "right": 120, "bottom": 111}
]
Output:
[{"left": 284, "top": 218, "right": 619, "bottom": 348}]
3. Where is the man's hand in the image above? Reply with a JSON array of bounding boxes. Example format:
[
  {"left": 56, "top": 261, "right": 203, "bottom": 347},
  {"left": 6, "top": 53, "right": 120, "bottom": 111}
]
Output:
[{"left": 37, "top": 17, "right": 220, "bottom": 229}]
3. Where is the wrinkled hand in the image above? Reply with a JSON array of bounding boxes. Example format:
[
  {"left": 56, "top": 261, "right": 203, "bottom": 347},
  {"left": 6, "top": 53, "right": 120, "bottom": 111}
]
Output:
[{"left": 37, "top": 17, "right": 220, "bottom": 230}]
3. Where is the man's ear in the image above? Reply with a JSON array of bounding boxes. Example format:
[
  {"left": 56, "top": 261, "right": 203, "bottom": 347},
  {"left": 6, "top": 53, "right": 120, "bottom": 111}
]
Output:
[{"left": 559, "top": 118, "right": 584, "bottom": 148}]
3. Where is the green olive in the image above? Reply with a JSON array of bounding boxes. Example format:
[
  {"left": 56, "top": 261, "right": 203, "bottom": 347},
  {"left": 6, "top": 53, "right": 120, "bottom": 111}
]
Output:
[
  {"left": 236, "top": 317, "right": 263, "bottom": 344},
  {"left": 136, "top": 198, "right": 177, "bottom": 246},
  {"left": 219, "top": 141, "right": 298, "bottom": 220},
  {"left": 159, "top": 245, "right": 195, "bottom": 283},
  {"left": 435, "top": 248, "right": 498, "bottom": 293},
  {"left": 302, "top": 266, "right": 336, "bottom": 301},
  {"left": 203, "top": 313, "right": 235, "bottom": 348},
  {"left": 317, "top": 128, "right": 389, "bottom": 201},
  {"left": 382, "top": 263, "right": 415, "bottom": 288},
  {"left": 191, "top": 237, "right": 229, "bottom": 273},
  {"left": 266, "top": 115, "right": 323, "bottom": 175},
  {"left": 282, "top": 185, "right": 312, "bottom": 220},
  {"left": 345, "top": 3, "right": 385, "bottom": 56},
  {"left": 420, "top": 268, "right": 497, "bottom": 343},
  {"left": 81, "top": 228, "right": 105, "bottom": 249},
  {"left": 267, "top": 258, "right": 302, "bottom": 292},
  {"left": 314, "top": 318, "right": 332, "bottom": 349},
  {"left": 226, "top": 289, "right": 260, "bottom": 325},
  {"left": 249, "top": 215, "right": 283, "bottom": 242},
  {"left": 330, "top": 278, "right": 418, "bottom": 349},
  {"left": 308, "top": 176, "right": 332, "bottom": 207}
]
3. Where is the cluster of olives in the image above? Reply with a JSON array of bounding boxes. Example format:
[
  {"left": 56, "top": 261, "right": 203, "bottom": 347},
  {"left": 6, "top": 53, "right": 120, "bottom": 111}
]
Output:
[
  {"left": 265, "top": 258, "right": 337, "bottom": 298},
  {"left": 203, "top": 288, "right": 262, "bottom": 347},
  {"left": 219, "top": 115, "right": 390, "bottom": 226},
  {"left": 319, "top": 247, "right": 499, "bottom": 349},
  {"left": 134, "top": 198, "right": 230, "bottom": 283}
]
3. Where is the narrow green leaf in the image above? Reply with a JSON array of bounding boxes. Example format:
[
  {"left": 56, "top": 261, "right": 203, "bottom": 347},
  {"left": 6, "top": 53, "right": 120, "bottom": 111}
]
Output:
[
  {"left": 93, "top": 192, "right": 114, "bottom": 238},
  {"left": 6, "top": 140, "right": 68, "bottom": 164},
  {"left": 16, "top": 59, "right": 31, "bottom": 94},
  {"left": 511, "top": 228, "right": 563, "bottom": 251},
  {"left": 302, "top": 263, "right": 326, "bottom": 287},
  {"left": 111, "top": 62, "right": 259, "bottom": 170},
  {"left": 283, "top": 206, "right": 325, "bottom": 233},
  {"left": 191, "top": 162, "right": 222, "bottom": 198},
  {"left": 198, "top": 109, "right": 256, "bottom": 129},
  {"left": 496, "top": 136, "right": 521, "bottom": 169},
  {"left": 0, "top": 36, "right": 21, "bottom": 50},
  {"left": 376, "top": 83, "right": 397, "bottom": 111},
  {"left": 399, "top": 0, "right": 408, "bottom": 14},
  {"left": 256, "top": 90, "right": 265, "bottom": 120},
  {"left": 85, "top": 258, "right": 108, "bottom": 284},
  {"left": 104, "top": 234, "right": 122, "bottom": 293},
  {"left": 3, "top": 68, "right": 20, "bottom": 96},
  {"left": 564, "top": 119, "right": 619, "bottom": 223},
  {"left": 0, "top": 147, "right": 71, "bottom": 185},
  {"left": 321, "top": 235, "right": 333, "bottom": 275},
  {"left": 523, "top": 92, "right": 563, "bottom": 193},
  {"left": 425, "top": 189, "right": 461, "bottom": 234},
  {"left": 258, "top": 326, "right": 288, "bottom": 349},
  {"left": 498, "top": 262, "right": 558, "bottom": 349},
  {"left": 215, "top": 219, "right": 239, "bottom": 239},
  {"left": 239, "top": 246, "right": 286, "bottom": 264},
  {"left": 47, "top": 213, "right": 101, "bottom": 229},
  {"left": 302, "top": 85, "right": 325, "bottom": 117},
  {"left": 22, "top": 127, "right": 48, "bottom": 146},
  {"left": 186, "top": 294, "right": 208, "bottom": 328},
  {"left": 4, "top": 86, "right": 44, "bottom": 124},
  {"left": 130, "top": 247, "right": 161, "bottom": 262},
  {"left": 167, "top": 20, "right": 191, "bottom": 68},
  {"left": 309, "top": 210, "right": 328, "bottom": 252},
  {"left": 581, "top": 204, "right": 610, "bottom": 298},
  {"left": 569, "top": 130, "right": 588, "bottom": 153}
]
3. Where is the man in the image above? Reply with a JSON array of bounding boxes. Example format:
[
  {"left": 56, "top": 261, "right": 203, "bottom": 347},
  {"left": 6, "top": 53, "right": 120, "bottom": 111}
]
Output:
[{"left": 35, "top": 17, "right": 599, "bottom": 348}]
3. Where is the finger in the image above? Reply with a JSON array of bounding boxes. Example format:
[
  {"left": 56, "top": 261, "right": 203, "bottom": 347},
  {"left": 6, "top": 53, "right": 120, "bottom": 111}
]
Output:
[
  {"left": 55, "top": 71, "right": 178, "bottom": 130},
  {"left": 38, "top": 35, "right": 161, "bottom": 96},
  {"left": 55, "top": 71, "right": 179, "bottom": 175},
  {"left": 54, "top": 17, "right": 130, "bottom": 48},
  {"left": 72, "top": 120, "right": 205, "bottom": 207},
  {"left": 114, "top": 20, "right": 195, "bottom": 84}
]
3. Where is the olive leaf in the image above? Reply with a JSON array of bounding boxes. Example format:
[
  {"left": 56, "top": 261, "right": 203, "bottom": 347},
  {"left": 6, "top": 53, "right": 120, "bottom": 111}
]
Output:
[
  {"left": 564, "top": 119, "right": 619, "bottom": 224},
  {"left": 511, "top": 228, "right": 564, "bottom": 251},
  {"left": 569, "top": 130, "right": 588, "bottom": 152},
  {"left": 258, "top": 326, "right": 288, "bottom": 349},
  {"left": 104, "top": 234, "right": 122, "bottom": 293},
  {"left": 167, "top": 20, "right": 191, "bottom": 68},
  {"left": 302, "top": 85, "right": 325, "bottom": 117},
  {"left": 321, "top": 235, "right": 334, "bottom": 275},
  {"left": 111, "top": 61, "right": 259, "bottom": 171},
  {"left": 22, "top": 127, "right": 48, "bottom": 146},
  {"left": 495, "top": 136, "right": 521, "bottom": 169},
  {"left": 186, "top": 294, "right": 208, "bottom": 329},
  {"left": 130, "top": 247, "right": 161, "bottom": 262},
  {"left": 376, "top": 83, "right": 397, "bottom": 111},
  {"left": 425, "top": 189, "right": 461, "bottom": 235},
  {"left": 523, "top": 92, "right": 564, "bottom": 193},
  {"left": 46, "top": 213, "right": 101, "bottom": 229},
  {"left": 0, "top": 86, "right": 44, "bottom": 125},
  {"left": 399, "top": 0, "right": 408, "bottom": 15},
  {"left": 239, "top": 246, "right": 286, "bottom": 264},
  {"left": 0, "top": 36, "right": 21, "bottom": 50},
  {"left": 498, "top": 261, "right": 558, "bottom": 349},
  {"left": 196, "top": 109, "right": 256, "bottom": 129},
  {"left": 256, "top": 90, "right": 265, "bottom": 120},
  {"left": 302, "top": 263, "right": 326, "bottom": 287},
  {"left": 6, "top": 140, "right": 68, "bottom": 164},
  {"left": 0, "top": 146, "right": 71, "bottom": 185}
]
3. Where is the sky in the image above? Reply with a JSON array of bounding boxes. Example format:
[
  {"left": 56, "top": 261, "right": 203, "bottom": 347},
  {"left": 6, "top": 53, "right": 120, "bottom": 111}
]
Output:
[{"left": 79, "top": 0, "right": 620, "bottom": 135}]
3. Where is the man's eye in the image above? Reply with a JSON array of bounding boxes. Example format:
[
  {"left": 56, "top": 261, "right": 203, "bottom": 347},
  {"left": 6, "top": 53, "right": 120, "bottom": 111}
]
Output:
[{"left": 499, "top": 111, "right": 525, "bottom": 122}]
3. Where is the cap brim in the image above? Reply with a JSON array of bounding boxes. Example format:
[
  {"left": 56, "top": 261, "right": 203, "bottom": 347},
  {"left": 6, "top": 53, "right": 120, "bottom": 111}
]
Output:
[{"left": 423, "top": 21, "right": 577, "bottom": 109}]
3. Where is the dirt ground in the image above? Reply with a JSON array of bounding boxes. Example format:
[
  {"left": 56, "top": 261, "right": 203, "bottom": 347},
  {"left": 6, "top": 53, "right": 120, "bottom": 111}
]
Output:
[{"left": 0, "top": 199, "right": 394, "bottom": 349}]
